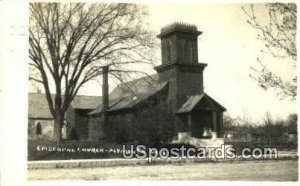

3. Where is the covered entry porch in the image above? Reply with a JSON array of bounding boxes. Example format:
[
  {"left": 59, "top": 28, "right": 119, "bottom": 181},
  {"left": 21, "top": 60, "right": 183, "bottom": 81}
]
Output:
[{"left": 175, "top": 93, "right": 226, "bottom": 139}]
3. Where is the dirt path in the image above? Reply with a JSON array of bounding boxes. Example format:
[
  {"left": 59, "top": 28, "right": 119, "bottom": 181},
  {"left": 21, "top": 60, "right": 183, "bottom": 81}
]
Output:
[{"left": 28, "top": 160, "right": 298, "bottom": 181}]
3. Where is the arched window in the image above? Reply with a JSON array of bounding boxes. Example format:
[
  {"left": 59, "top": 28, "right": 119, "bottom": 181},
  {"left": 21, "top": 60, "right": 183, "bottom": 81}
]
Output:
[
  {"left": 36, "top": 122, "right": 42, "bottom": 135},
  {"left": 184, "top": 40, "right": 192, "bottom": 63},
  {"left": 166, "top": 39, "right": 172, "bottom": 62}
]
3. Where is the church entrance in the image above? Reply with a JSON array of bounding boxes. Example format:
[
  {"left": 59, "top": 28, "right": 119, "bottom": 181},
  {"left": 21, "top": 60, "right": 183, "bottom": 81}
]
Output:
[
  {"left": 175, "top": 94, "right": 225, "bottom": 139},
  {"left": 191, "top": 110, "right": 213, "bottom": 138}
]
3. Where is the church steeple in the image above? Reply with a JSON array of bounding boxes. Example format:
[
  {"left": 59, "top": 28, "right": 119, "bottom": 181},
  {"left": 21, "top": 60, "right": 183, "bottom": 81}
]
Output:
[
  {"left": 154, "top": 22, "right": 207, "bottom": 78},
  {"left": 154, "top": 22, "right": 208, "bottom": 112},
  {"left": 157, "top": 22, "right": 201, "bottom": 65}
]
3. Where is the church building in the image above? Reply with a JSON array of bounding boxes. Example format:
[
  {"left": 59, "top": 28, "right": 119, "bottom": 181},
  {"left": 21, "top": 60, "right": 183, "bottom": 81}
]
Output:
[
  {"left": 28, "top": 23, "right": 226, "bottom": 147},
  {"left": 87, "top": 22, "right": 226, "bottom": 145}
]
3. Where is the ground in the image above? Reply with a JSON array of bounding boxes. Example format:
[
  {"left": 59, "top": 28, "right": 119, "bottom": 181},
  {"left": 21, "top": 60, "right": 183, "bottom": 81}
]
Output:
[{"left": 28, "top": 160, "right": 298, "bottom": 181}]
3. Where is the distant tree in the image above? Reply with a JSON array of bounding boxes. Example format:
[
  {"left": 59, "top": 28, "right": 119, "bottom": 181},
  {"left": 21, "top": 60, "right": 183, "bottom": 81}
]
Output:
[
  {"left": 29, "top": 3, "right": 156, "bottom": 143},
  {"left": 242, "top": 3, "right": 296, "bottom": 100},
  {"left": 286, "top": 113, "right": 297, "bottom": 132},
  {"left": 223, "top": 114, "right": 236, "bottom": 130},
  {"left": 262, "top": 112, "right": 274, "bottom": 145}
]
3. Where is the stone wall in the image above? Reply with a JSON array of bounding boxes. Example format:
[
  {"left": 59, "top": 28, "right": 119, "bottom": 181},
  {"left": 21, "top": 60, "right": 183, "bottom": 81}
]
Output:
[
  {"left": 28, "top": 119, "right": 67, "bottom": 140},
  {"left": 28, "top": 119, "right": 54, "bottom": 140}
]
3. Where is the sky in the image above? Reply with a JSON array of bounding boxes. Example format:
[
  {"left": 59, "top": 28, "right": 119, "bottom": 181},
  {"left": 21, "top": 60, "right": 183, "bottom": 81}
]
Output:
[
  {"left": 145, "top": 3, "right": 296, "bottom": 122},
  {"left": 28, "top": 3, "right": 297, "bottom": 122}
]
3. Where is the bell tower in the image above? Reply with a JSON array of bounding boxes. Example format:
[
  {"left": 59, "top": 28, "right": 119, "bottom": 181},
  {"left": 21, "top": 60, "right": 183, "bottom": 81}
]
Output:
[
  {"left": 154, "top": 22, "right": 207, "bottom": 113},
  {"left": 159, "top": 22, "right": 200, "bottom": 65}
]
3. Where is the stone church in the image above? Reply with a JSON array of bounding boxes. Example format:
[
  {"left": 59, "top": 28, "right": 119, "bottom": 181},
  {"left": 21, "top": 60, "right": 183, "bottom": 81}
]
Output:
[
  {"left": 87, "top": 22, "right": 226, "bottom": 145},
  {"left": 28, "top": 23, "right": 226, "bottom": 146}
]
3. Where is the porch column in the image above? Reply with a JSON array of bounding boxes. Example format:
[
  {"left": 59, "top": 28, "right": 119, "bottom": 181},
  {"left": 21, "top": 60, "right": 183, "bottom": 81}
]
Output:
[
  {"left": 218, "top": 112, "right": 223, "bottom": 138},
  {"left": 212, "top": 111, "right": 217, "bottom": 132},
  {"left": 187, "top": 113, "right": 192, "bottom": 132}
]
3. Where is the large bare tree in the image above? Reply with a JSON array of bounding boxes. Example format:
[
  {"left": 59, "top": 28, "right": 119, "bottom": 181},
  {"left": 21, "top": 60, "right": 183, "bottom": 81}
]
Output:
[
  {"left": 242, "top": 3, "right": 296, "bottom": 100},
  {"left": 29, "top": 3, "right": 156, "bottom": 143}
]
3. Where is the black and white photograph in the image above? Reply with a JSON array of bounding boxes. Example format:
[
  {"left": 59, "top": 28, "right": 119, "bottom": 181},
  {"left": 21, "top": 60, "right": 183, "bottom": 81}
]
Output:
[{"left": 0, "top": 0, "right": 298, "bottom": 185}]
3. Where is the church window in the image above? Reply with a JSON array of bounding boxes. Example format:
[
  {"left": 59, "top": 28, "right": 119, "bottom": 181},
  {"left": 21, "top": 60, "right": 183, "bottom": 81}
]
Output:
[
  {"left": 184, "top": 40, "right": 192, "bottom": 63},
  {"left": 166, "top": 39, "right": 172, "bottom": 62},
  {"left": 36, "top": 122, "right": 42, "bottom": 135}
]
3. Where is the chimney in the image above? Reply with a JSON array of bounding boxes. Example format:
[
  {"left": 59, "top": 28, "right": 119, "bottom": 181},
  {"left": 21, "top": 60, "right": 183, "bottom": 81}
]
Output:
[
  {"left": 102, "top": 65, "right": 109, "bottom": 111},
  {"left": 97, "top": 65, "right": 109, "bottom": 141}
]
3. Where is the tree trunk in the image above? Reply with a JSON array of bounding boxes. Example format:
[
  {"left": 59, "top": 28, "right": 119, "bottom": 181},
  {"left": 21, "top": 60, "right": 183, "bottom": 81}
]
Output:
[{"left": 53, "top": 113, "right": 64, "bottom": 145}]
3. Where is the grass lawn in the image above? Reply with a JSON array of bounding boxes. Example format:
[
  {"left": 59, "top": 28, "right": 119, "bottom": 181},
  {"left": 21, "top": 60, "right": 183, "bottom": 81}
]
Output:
[{"left": 28, "top": 159, "right": 298, "bottom": 181}]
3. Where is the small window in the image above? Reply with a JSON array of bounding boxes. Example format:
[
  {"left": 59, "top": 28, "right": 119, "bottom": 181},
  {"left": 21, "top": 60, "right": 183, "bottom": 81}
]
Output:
[{"left": 36, "top": 122, "right": 42, "bottom": 135}]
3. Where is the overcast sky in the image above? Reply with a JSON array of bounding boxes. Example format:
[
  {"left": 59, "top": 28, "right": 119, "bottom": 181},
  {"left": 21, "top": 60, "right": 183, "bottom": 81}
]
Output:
[
  {"left": 147, "top": 3, "right": 296, "bottom": 122},
  {"left": 28, "top": 3, "right": 297, "bottom": 122}
]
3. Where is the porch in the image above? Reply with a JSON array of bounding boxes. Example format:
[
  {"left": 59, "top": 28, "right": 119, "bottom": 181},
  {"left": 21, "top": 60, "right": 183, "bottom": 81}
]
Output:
[{"left": 174, "top": 94, "right": 226, "bottom": 144}]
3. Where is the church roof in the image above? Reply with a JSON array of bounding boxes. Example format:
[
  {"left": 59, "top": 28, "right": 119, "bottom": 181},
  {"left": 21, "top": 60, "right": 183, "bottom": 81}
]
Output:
[
  {"left": 177, "top": 93, "right": 226, "bottom": 114},
  {"left": 71, "top": 95, "right": 101, "bottom": 110},
  {"left": 28, "top": 93, "right": 101, "bottom": 119},
  {"left": 89, "top": 74, "right": 168, "bottom": 115},
  {"left": 28, "top": 93, "right": 54, "bottom": 119}
]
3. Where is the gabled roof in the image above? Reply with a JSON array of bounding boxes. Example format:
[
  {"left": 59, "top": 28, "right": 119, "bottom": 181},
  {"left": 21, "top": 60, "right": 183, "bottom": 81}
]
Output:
[
  {"left": 28, "top": 93, "right": 101, "bottom": 119},
  {"left": 28, "top": 93, "right": 53, "bottom": 119},
  {"left": 89, "top": 74, "right": 168, "bottom": 115},
  {"left": 177, "top": 93, "right": 226, "bottom": 114},
  {"left": 71, "top": 95, "right": 101, "bottom": 109},
  {"left": 177, "top": 94, "right": 205, "bottom": 114}
]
